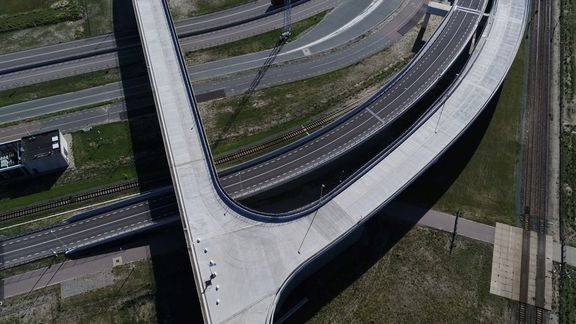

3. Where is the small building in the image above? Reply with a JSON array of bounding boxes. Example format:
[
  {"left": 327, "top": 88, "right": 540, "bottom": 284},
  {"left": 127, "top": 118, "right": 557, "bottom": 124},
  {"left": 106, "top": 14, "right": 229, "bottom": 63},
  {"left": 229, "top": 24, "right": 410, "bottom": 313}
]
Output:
[
  {"left": 0, "top": 130, "right": 70, "bottom": 180},
  {"left": 0, "top": 140, "right": 23, "bottom": 179}
]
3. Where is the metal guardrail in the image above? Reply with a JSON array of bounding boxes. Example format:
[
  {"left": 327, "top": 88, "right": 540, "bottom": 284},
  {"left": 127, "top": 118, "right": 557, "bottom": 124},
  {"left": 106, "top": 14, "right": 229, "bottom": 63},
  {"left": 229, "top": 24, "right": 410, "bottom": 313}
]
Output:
[
  {"left": 157, "top": 0, "right": 486, "bottom": 222},
  {"left": 0, "top": 0, "right": 313, "bottom": 76}
]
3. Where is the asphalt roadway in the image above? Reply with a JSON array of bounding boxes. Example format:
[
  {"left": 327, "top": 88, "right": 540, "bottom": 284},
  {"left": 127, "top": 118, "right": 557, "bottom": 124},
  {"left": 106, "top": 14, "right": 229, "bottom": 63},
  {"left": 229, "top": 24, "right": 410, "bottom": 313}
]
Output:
[
  {"left": 0, "top": 0, "right": 419, "bottom": 124},
  {"left": 0, "top": 0, "right": 340, "bottom": 90},
  {"left": 0, "top": 0, "right": 318, "bottom": 75},
  {"left": 220, "top": 0, "right": 486, "bottom": 199},
  {"left": 0, "top": 0, "right": 478, "bottom": 201},
  {"left": 0, "top": 194, "right": 179, "bottom": 270},
  {"left": 3, "top": 192, "right": 576, "bottom": 283},
  {"left": 0, "top": 101, "right": 151, "bottom": 144}
]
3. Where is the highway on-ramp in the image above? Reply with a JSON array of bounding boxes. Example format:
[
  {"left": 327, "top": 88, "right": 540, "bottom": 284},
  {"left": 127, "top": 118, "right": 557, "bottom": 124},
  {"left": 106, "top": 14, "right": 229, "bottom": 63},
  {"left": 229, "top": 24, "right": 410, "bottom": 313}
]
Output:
[
  {"left": 219, "top": 0, "right": 487, "bottom": 199},
  {"left": 0, "top": 0, "right": 482, "bottom": 202}
]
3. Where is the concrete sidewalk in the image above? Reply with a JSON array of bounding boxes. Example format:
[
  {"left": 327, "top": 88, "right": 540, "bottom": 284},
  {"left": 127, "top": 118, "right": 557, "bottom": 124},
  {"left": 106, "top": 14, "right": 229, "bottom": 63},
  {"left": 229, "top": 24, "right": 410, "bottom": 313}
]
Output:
[
  {"left": 2, "top": 208, "right": 574, "bottom": 300},
  {"left": 414, "top": 208, "right": 576, "bottom": 268},
  {"left": 1, "top": 247, "right": 150, "bottom": 299}
]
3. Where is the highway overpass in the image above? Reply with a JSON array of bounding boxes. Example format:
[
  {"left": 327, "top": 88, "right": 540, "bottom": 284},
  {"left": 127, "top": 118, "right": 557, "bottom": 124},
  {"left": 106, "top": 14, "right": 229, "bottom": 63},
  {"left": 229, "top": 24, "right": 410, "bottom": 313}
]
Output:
[
  {"left": 219, "top": 0, "right": 486, "bottom": 200},
  {"left": 132, "top": 0, "right": 527, "bottom": 322},
  {"left": 0, "top": 0, "right": 485, "bottom": 203}
]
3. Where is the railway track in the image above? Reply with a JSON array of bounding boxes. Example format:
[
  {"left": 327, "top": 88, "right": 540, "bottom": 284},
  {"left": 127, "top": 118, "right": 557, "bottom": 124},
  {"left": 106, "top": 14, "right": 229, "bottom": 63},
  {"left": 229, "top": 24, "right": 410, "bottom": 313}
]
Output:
[
  {"left": 0, "top": 178, "right": 170, "bottom": 223},
  {"left": 212, "top": 69, "right": 390, "bottom": 167},
  {"left": 214, "top": 101, "right": 352, "bottom": 166},
  {"left": 518, "top": 0, "right": 552, "bottom": 322},
  {"left": 518, "top": 303, "right": 545, "bottom": 324}
]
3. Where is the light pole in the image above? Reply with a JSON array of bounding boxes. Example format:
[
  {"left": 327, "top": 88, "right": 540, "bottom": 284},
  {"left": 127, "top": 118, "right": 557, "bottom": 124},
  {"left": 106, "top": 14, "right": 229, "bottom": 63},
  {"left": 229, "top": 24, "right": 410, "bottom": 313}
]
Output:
[{"left": 298, "top": 184, "right": 325, "bottom": 254}]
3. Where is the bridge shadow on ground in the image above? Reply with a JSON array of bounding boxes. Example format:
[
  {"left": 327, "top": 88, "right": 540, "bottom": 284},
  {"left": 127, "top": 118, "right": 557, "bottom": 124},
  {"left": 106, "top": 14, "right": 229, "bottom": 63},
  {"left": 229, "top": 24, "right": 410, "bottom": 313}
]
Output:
[
  {"left": 274, "top": 89, "right": 502, "bottom": 322},
  {"left": 112, "top": 0, "right": 172, "bottom": 197},
  {"left": 111, "top": 2, "right": 200, "bottom": 323}
]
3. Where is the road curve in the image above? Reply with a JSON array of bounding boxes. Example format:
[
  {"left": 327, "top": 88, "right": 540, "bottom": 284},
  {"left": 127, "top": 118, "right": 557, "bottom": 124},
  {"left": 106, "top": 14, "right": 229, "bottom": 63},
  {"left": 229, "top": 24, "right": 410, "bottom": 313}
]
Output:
[
  {"left": 0, "top": 0, "right": 317, "bottom": 75},
  {"left": 220, "top": 1, "right": 486, "bottom": 199},
  {"left": 0, "top": 0, "right": 416, "bottom": 124},
  {"left": 130, "top": 0, "right": 527, "bottom": 322}
]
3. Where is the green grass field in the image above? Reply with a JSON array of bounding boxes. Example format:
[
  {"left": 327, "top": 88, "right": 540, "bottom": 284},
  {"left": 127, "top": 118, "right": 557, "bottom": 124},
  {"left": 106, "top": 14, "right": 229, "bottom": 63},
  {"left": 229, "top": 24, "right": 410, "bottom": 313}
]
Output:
[
  {"left": 0, "top": 118, "right": 168, "bottom": 214},
  {"left": 561, "top": 126, "right": 576, "bottom": 245},
  {"left": 0, "top": 0, "right": 82, "bottom": 33},
  {"left": 83, "top": 0, "right": 114, "bottom": 37},
  {"left": 0, "top": 68, "right": 122, "bottom": 108},
  {"left": 0, "top": 0, "right": 54, "bottom": 15},
  {"left": 561, "top": 0, "right": 576, "bottom": 105},
  {"left": 0, "top": 260, "right": 157, "bottom": 323},
  {"left": 561, "top": 0, "right": 576, "bottom": 246},
  {"left": 432, "top": 43, "right": 526, "bottom": 225},
  {"left": 306, "top": 228, "right": 511, "bottom": 323},
  {"left": 560, "top": 266, "right": 576, "bottom": 324}
]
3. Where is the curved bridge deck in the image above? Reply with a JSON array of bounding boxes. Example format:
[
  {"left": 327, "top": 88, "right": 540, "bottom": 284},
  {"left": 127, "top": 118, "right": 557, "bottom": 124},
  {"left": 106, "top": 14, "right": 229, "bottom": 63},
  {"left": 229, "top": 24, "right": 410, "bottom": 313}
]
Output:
[
  {"left": 132, "top": 0, "right": 527, "bottom": 322},
  {"left": 220, "top": 0, "right": 486, "bottom": 200}
]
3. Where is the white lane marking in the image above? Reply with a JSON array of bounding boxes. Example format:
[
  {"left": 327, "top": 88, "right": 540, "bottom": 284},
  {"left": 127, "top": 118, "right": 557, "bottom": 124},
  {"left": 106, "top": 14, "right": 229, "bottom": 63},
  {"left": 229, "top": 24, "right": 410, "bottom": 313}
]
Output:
[
  {"left": 224, "top": 10, "right": 479, "bottom": 193},
  {"left": 188, "top": 0, "right": 375, "bottom": 76},
  {"left": 286, "top": 0, "right": 383, "bottom": 54},
  {"left": 0, "top": 203, "right": 176, "bottom": 256}
]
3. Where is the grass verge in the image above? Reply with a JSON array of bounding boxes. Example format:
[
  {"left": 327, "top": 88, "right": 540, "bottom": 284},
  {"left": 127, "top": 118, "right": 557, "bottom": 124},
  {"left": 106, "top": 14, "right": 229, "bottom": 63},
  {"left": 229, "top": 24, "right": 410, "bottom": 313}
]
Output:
[
  {"left": 560, "top": 0, "right": 576, "bottom": 106},
  {"left": 0, "top": 0, "right": 63, "bottom": 15},
  {"left": 561, "top": 126, "right": 576, "bottom": 245},
  {"left": 561, "top": 0, "right": 576, "bottom": 246},
  {"left": 560, "top": 265, "right": 576, "bottom": 324},
  {"left": 195, "top": 0, "right": 256, "bottom": 16},
  {"left": 83, "top": 0, "right": 114, "bottom": 37},
  {"left": 432, "top": 42, "right": 526, "bottom": 225},
  {"left": 0, "top": 118, "right": 169, "bottom": 213},
  {"left": 0, "top": 260, "right": 156, "bottom": 323},
  {"left": 186, "top": 11, "right": 328, "bottom": 65},
  {"left": 170, "top": 0, "right": 256, "bottom": 19},
  {"left": 0, "top": 0, "right": 82, "bottom": 33},
  {"left": 0, "top": 68, "right": 122, "bottom": 107},
  {"left": 305, "top": 227, "right": 511, "bottom": 323}
]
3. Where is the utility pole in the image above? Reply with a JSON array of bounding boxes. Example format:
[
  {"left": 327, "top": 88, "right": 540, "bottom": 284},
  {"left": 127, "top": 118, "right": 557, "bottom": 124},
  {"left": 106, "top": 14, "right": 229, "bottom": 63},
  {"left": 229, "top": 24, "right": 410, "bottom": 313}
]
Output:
[
  {"left": 449, "top": 210, "right": 461, "bottom": 254},
  {"left": 280, "top": 0, "right": 292, "bottom": 42}
]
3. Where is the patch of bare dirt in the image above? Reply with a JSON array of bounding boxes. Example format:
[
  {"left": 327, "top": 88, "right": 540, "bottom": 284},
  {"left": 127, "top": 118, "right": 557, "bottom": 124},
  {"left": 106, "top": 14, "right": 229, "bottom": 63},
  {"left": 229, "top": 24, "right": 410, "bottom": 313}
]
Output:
[
  {"left": 0, "top": 20, "right": 85, "bottom": 55},
  {"left": 167, "top": 0, "right": 198, "bottom": 19}
]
